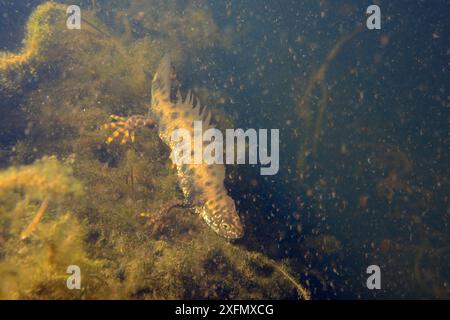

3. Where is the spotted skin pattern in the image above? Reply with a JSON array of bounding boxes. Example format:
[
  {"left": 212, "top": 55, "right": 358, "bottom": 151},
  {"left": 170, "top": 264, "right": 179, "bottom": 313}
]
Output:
[
  {"left": 104, "top": 55, "right": 244, "bottom": 239},
  {"left": 104, "top": 114, "right": 156, "bottom": 144}
]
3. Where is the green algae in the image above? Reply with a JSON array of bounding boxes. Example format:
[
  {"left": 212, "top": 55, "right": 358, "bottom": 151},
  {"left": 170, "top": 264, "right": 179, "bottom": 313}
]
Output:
[
  {"left": 0, "top": 2, "right": 67, "bottom": 94},
  {"left": 0, "top": 157, "right": 101, "bottom": 299}
]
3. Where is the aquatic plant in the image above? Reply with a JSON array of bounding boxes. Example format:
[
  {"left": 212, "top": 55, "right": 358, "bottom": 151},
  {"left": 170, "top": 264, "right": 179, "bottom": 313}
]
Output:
[
  {"left": 0, "top": 1, "right": 130, "bottom": 96},
  {"left": 0, "top": 157, "right": 105, "bottom": 299},
  {"left": 0, "top": 3, "right": 66, "bottom": 70},
  {"left": 100, "top": 209, "right": 310, "bottom": 299},
  {"left": 0, "top": 156, "right": 83, "bottom": 237},
  {"left": 127, "top": 0, "right": 224, "bottom": 51},
  {"left": 296, "top": 26, "right": 363, "bottom": 173},
  {"left": 0, "top": 155, "right": 82, "bottom": 200},
  {"left": 0, "top": 2, "right": 67, "bottom": 93}
]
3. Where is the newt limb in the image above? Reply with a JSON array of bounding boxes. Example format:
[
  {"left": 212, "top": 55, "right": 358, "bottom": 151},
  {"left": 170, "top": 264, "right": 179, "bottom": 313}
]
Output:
[{"left": 104, "top": 114, "right": 157, "bottom": 144}]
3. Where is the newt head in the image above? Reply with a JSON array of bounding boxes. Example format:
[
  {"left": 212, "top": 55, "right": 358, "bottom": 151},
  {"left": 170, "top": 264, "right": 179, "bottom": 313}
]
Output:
[{"left": 201, "top": 195, "right": 244, "bottom": 240}]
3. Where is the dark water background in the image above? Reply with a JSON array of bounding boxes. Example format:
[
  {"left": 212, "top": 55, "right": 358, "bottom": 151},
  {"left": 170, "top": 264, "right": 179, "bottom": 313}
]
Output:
[{"left": 0, "top": 0, "right": 448, "bottom": 299}]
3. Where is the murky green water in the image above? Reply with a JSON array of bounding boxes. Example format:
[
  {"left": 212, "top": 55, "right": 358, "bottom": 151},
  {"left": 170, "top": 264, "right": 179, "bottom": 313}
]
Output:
[{"left": 0, "top": 0, "right": 448, "bottom": 299}]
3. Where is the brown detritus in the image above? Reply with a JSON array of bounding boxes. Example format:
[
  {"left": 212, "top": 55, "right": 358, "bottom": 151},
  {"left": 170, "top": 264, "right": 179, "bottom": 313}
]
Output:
[
  {"left": 20, "top": 196, "right": 50, "bottom": 240},
  {"left": 254, "top": 254, "right": 311, "bottom": 300},
  {"left": 312, "top": 82, "right": 329, "bottom": 155}
]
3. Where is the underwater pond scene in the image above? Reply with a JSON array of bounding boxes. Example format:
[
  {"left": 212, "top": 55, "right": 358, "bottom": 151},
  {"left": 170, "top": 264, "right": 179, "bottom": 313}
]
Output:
[{"left": 0, "top": 0, "right": 448, "bottom": 300}]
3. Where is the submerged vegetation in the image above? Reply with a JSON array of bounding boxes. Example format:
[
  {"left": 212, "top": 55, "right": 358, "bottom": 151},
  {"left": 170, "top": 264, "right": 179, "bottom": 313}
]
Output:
[
  {"left": 0, "top": 155, "right": 309, "bottom": 299},
  {"left": 0, "top": 2, "right": 67, "bottom": 94}
]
